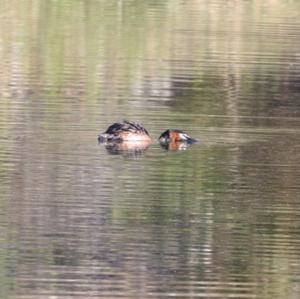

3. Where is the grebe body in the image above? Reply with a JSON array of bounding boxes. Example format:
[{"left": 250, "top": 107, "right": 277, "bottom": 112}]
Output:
[{"left": 98, "top": 121, "right": 151, "bottom": 143}]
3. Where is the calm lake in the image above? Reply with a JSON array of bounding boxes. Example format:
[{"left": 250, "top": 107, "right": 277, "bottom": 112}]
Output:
[{"left": 1, "top": 1, "right": 300, "bottom": 298}]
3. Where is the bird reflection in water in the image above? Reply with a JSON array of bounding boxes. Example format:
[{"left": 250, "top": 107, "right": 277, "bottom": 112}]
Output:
[
  {"left": 159, "top": 140, "right": 190, "bottom": 151},
  {"left": 102, "top": 140, "right": 151, "bottom": 158}
]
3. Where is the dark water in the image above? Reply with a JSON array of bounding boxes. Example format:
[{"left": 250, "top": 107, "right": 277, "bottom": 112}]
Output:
[{"left": 1, "top": 1, "right": 300, "bottom": 298}]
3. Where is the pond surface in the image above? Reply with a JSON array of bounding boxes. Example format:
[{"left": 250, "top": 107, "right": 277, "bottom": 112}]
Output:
[{"left": 1, "top": 0, "right": 300, "bottom": 298}]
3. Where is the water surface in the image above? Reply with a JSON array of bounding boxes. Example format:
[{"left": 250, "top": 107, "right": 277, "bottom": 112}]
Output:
[{"left": 0, "top": 1, "right": 300, "bottom": 298}]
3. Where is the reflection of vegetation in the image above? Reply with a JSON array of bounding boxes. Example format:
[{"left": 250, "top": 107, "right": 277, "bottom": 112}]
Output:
[{"left": 1, "top": 0, "right": 299, "bottom": 118}]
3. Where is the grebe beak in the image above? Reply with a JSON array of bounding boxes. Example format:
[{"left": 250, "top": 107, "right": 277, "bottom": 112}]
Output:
[{"left": 186, "top": 136, "right": 198, "bottom": 144}]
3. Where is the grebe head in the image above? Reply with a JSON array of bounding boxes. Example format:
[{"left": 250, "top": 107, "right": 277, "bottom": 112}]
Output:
[
  {"left": 98, "top": 121, "right": 151, "bottom": 143},
  {"left": 158, "top": 129, "right": 197, "bottom": 145}
]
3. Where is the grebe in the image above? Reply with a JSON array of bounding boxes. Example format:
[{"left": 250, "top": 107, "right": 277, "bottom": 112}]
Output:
[
  {"left": 98, "top": 121, "right": 151, "bottom": 143},
  {"left": 158, "top": 129, "right": 197, "bottom": 144}
]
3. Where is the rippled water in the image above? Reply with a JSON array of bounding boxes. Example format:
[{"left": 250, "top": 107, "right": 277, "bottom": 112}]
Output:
[{"left": 1, "top": 0, "right": 300, "bottom": 298}]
